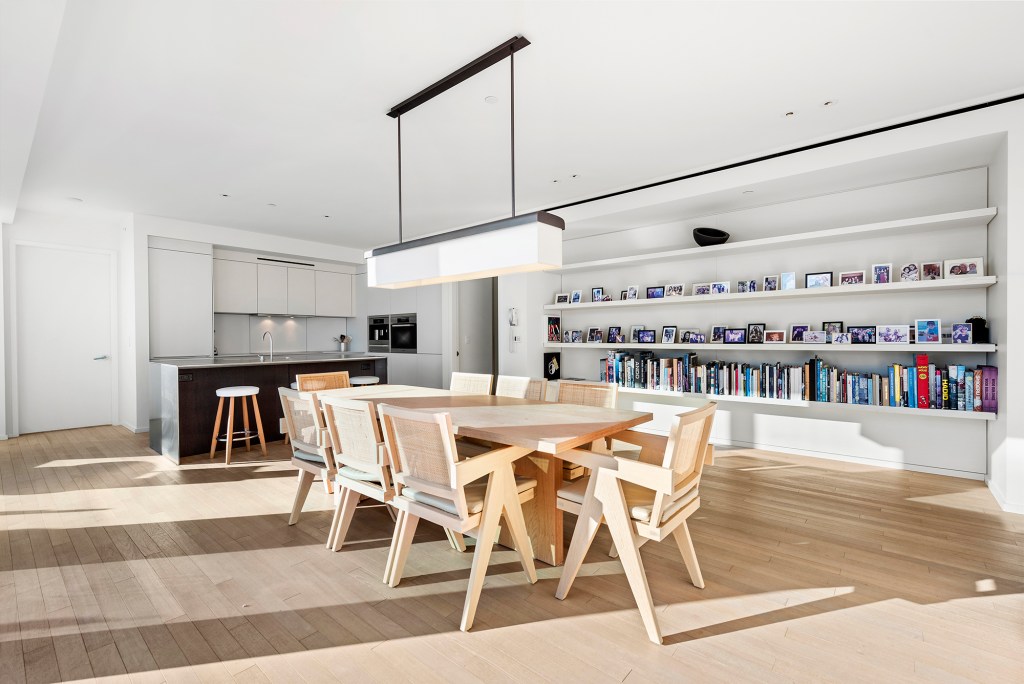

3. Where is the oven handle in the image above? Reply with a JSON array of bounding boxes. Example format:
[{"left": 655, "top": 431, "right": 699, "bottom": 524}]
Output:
[{"left": 390, "top": 323, "right": 415, "bottom": 328}]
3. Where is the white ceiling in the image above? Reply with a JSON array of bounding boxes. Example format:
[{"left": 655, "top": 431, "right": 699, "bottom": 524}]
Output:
[{"left": 6, "top": 1, "right": 1024, "bottom": 250}]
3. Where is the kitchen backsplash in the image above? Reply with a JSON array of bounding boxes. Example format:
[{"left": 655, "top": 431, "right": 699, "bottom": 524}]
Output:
[{"left": 214, "top": 314, "right": 350, "bottom": 355}]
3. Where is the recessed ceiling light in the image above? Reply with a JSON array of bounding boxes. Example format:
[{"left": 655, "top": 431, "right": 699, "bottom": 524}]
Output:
[
  {"left": 221, "top": 193, "right": 230, "bottom": 197},
  {"left": 68, "top": 197, "right": 84, "bottom": 202},
  {"left": 784, "top": 111, "right": 796, "bottom": 117},
  {"left": 822, "top": 100, "right": 835, "bottom": 107},
  {"left": 742, "top": 190, "right": 755, "bottom": 194},
  {"left": 267, "top": 203, "right": 277, "bottom": 207},
  {"left": 552, "top": 180, "right": 559, "bottom": 183},
  {"left": 484, "top": 95, "right": 498, "bottom": 104},
  {"left": 323, "top": 215, "right": 330, "bottom": 218},
  {"left": 571, "top": 174, "right": 578, "bottom": 178}
]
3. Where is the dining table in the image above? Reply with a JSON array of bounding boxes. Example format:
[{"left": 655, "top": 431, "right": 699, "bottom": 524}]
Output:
[{"left": 301, "top": 384, "right": 653, "bottom": 566}]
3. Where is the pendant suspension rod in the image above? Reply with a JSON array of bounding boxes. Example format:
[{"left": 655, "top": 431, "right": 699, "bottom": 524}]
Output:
[
  {"left": 397, "top": 114, "right": 403, "bottom": 244},
  {"left": 510, "top": 51, "right": 516, "bottom": 217}
]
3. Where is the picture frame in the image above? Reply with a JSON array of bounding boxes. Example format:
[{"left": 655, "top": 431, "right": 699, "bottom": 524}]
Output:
[
  {"left": 587, "top": 327, "right": 603, "bottom": 343},
  {"left": 943, "top": 257, "right": 984, "bottom": 278},
  {"left": 711, "top": 325, "right": 726, "bottom": 343},
  {"left": 899, "top": 263, "right": 920, "bottom": 282},
  {"left": 544, "top": 352, "right": 560, "bottom": 381},
  {"left": 646, "top": 285, "right": 666, "bottom": 299},
  {"left": 562, "top": 329, "right": 571, "bottom": 343},
  {"left": 570, "top": 290, "right": 583, "bottom": 304},
  {"left": 737, "top": 279, "right": 756, "bottom": 293},
  {"left": 661, "top": 326, "right": 677, "bottom": 344},
  {"left": 711, "top": 281, "right": 730, "bottom": 295},
  {"left": 805, "top": 271, "right": 833, "bottom": 289},
  {"left": 838, "top": 271, "right": 865, "bottom": 286},
  {"left": 607, "top": 326, "right": 624, "bottom": 344},
  {"left": 692, "top": 283, "right": 711, "bottom": 296},
  {"left": 790, "top": 324, "right": 810, "bottom": 342},
  {"left": 689, "top": 333, "right": 707, "bottom": 343},
  {"left": 780, "top": 272, "right": 797, "bottom": 290},
  {"left": 554, "top": 293, "right": 570, "bottom": 304},
  {"left": 877, "top": 324, "right": 910, "bottom": 344},
  {"left": 630, "top": 325, "right": 645, "bottom": 343},
  {"left": 546, "top": 316, "right": 561, "bottom": 342},
  {"left": 746, "top": 323, "right": 766, "bottom": 344},
  {"left": 848, "top": 325, "right": 877, "bottom": 344},
  {"left": 914, "top": 318, "right": 942, "bottom": 344},
  {"left": 591, "top": 287, "right": 604, "bottom": 302},
  {"left": 679, "top": 328, "right": 700, "bottom": 342},
  {"left": 665, "top": 283, "right": 685, "bottom": 297},
  {"left": 626, "top": 285, "right": 640, "bottom": 300},
  {"left": 921, "top": 262, "right": 943, "bottom": 280},
  {"left": 724, "top": 328, "right": 746, "bottom": 344},
  {"left": 570, "top": 330, "right": 583, "bottom": 344},
  {"left": 762, "top": 275, "right": 780, "bottom": 292},
  {"left": 822, "top": 321, "right": 844, "bottom": 337},
  {"left": 802, "top": 331, "right": 828, "bottom": 344},
  {"left": 832, "top": 332, "right": 852, "bottom": 345},
  {"left": 871, "top": 263, "right": 892, "bottom": 284},
  {"left": 620, "top": 290, "right": 628, "bottom": 300},
  {"left": 951, "top": 322, "right": 973, "bottom": 344},
  {"left": 637, "top": 329, "right": 657, "bottom": 344},
  {"left": 764, "top": 330, "right": 787, "bottom": 343}
]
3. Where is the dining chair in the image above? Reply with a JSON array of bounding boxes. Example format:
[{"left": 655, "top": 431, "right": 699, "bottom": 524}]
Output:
[
  {"left": 557, "top": 380, "right": 618, "bottom": 408},
  {"left": 450, "top": 371, "right": 494, "bottom": 395},
  {"left": 279, "top": 387, "right": 336, "bottom": 525},
  {"left": 555, "top": 401, "right": 717, "bottom": 644},
  {"left": 494, "top": 375, "right": 531, "bottom": 398},
  {"left": 524, "top": 378, "right": 549, "bottom": 402},
  {"left": 296, "top": 370, "right": 351, "bottom": 391},
  {"left": 378, "top": 403, "right": 538, "bottom": 632},
  {"left": 319, "top": 396, "right": 397, "bottom": 551}
]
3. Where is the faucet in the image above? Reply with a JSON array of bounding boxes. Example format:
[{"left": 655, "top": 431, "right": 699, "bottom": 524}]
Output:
[{"left": 261, "top": 331, "right": 274, "bottom": 362}]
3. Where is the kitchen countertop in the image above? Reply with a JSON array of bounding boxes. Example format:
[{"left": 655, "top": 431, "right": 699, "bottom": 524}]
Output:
[{"left": 151, "top": 352, "right": 387, "bottom": 369}]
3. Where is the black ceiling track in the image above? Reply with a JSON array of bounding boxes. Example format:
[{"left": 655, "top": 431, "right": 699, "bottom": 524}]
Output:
[
  {"left": 387, "top": 36, "right": 530, "bottom": 118},
  {"left": 545, "top": 91, "right": 1024, "bottom": 213}
]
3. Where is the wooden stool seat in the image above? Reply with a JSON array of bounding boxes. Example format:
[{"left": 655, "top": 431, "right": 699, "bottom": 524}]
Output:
[
  {"left": 210, "top": 386, "right": 267, "bottom": 464},
  {"left": 349, "top": 376, "right": 380, "bottom": 386}
]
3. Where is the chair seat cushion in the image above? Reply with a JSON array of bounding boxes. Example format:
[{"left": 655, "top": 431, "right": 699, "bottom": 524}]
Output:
[
  {"left": 293, "top": 451, "right": 327, "bottom": 466},
  {"left": 402, "top": 476, "right": 537, "bottom": 516},
  {"left": 337, "top": 465, "right": 381, "bottom": 483},
  {"left": 557, "top": 476, "right": 698, "bottom": 523},
  {"left": 217, "top": 385, "right": 259, "bottom": 397}
]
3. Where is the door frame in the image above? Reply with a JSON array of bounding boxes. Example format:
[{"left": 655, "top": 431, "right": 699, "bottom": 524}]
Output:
[{"left": 9, "top": 240, "right": 119, "bottom": 436}]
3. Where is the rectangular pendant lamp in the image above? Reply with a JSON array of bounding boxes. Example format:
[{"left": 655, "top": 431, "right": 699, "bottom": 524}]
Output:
[{"left": 365, "top": 211, "right": 564, "bottom": 289}]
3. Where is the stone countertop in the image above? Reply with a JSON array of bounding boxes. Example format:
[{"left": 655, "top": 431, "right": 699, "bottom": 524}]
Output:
[{"left": 150, "top": 352, "right": 387, "bottom": 369}]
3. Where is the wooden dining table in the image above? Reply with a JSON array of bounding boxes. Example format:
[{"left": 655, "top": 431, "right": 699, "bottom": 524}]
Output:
[{"left": 303, "top": 384, "right": 653, "bottom": 566}]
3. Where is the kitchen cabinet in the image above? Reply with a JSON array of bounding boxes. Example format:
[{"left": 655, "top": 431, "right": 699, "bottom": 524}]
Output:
[
  {"left": 315, "top": 271, "right": 354, "bottom": 317},
  {"left": 386, "top": 353, "right": 417, "bottom": 385},
  {"left": 415, "top": 353, "right": 443, "bottom": 388},
  {"left": 366, "top": 279, "right": 390, "bottom": 315},
  {"left": 257, "top": 264, "right": 288, "bottom": 314},
  {"left": 213, "top": 259, "right": 257, "bottom": 313},
  {"left": 390, "top": 287, "right": 417, "bottom": 315},
  {"left": 416, "top": 284, "right": 443, "bottom": 354},
  {"left": 287, "top": 268, "right": 316, "bottom": 315},
  {"left": 149, "top": 247, "right": 213, "bottom": 357}
]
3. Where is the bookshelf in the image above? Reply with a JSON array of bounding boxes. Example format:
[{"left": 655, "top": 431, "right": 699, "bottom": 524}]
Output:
[{"left": 545, "top": 342, "right": 995, "bottom": 353}]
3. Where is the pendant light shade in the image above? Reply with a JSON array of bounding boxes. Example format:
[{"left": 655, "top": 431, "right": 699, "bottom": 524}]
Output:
[{"left": 366, "top": 211, "right": 563, "bottom": 289}]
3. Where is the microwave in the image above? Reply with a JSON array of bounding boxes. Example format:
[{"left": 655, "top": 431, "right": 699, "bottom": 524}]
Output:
[
  {"left": 389, "top": 314, "right": 417, "bottom": 354},
  {"left": 367, "top": 315, "right": 390, "bottom": 353}
]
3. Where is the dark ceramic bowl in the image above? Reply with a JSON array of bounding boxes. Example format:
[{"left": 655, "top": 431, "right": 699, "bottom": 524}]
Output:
[{"left": 693, "top": 227, "right": 730, "bottom": 247}]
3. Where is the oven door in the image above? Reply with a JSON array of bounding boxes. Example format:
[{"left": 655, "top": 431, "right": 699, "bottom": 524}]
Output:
[{"left": 390, "top": 315, "right": 417, "bottom": 353}]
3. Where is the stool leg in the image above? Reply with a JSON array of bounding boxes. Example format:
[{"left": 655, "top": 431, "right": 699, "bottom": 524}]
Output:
[
  {"left": 242, "top": 395, "right": 252, "bottom": 452},
  {"left": 210, "top": 397, "right": 224, "bottom": 459},
  {"left": 225, "top": 397, "right": 235, "bottom": 465},
  {"left": 251, "top": 395, "right": 267, "bottom": 457}
]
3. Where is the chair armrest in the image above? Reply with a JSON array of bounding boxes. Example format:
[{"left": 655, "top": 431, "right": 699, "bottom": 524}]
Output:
[
  {"left": 613, "top": 457, "right": 674, "bottom": 494},
  {"left": 454, "top": 446, "right": 522, "bottom": 486},
  {"left": 560, "top": 448, "right": 618, "bottom": 471},
  {"left": 608, "top": 429, "right": 666, "bottom": 464},
  {"left": 704, "top": 444, "right": 714, "bottom": 467}
]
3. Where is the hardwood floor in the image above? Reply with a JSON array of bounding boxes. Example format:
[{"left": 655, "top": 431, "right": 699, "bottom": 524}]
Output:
[{"left": 1, "top": 425, "right": 1021, "bottom": 683}]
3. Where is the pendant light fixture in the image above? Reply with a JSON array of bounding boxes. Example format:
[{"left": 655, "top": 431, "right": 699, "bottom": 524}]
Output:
[{"left": 365, "top": 36, "right": 564, "bottom": 289}]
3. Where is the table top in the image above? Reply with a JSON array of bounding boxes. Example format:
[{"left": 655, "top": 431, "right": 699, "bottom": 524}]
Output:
[{"left": 312, "top": 385, "right": 652, "bottom": 455}]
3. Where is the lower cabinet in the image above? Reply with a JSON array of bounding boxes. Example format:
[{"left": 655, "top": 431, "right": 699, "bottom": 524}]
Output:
[
  {"left": 415, "top": 353, "right": 443, "bottom": 388},
  {"left": 386, "top": 353, "right": 417, "bottom": 385}
]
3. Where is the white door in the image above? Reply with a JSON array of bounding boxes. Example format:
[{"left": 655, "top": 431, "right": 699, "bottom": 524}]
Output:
[
  {"left": 15, "top": 244, "right": 115, "bottom": 433},
  {"left": 455, "top": 279, "right": 494, "bottom": 375}
]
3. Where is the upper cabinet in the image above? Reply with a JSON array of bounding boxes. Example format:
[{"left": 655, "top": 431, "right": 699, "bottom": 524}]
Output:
[
  {"left": 287, "top": 268, "right": 316, "bottom": 315},
  {"left": 213, "top": 259, "right": 257, "bottom": 313},
  {"left": 257, "top": 264, "right": 288, "bottom": 314},
  {"left": 149, "top": 244, "right": 213, "bottom": 358},
  {"left": 315, "top": 271, "right": 354, "bottom": 317}
]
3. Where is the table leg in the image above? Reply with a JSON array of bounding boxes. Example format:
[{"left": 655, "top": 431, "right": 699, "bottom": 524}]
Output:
[{"left": 503, "top": 452, "right": 563, "bottom": 567}]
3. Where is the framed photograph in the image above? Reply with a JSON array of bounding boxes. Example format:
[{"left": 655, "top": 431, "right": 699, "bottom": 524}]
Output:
[
  {"left": 587, "top": 327, "right": 603, "bottom": 343},
  {"left": 871, "top": 263, "right": 892, "bottom": 284},
  {"left": 944, "top": 257, "right": 984, "bottom": 277},
  {"left": 637, "top": 329, "right": 657, "bottom": 344},
  {"left": 562, "top": 330, "right": 571, "bottom": 343},
  {"left": 921, "top": 262, "right": 943, "bottom": 280},
  {"left": 914, "top": 319, "right": 942, "bottom": 344},
  {"left": 620, "top": 290, "right": 628, "bottom": 300},
  {"left": 803, "top": 331, "right": 828, "bottom": 344},
  {"left": 839, "top": 271, "right": 865, "bottom": 286},
  {"left": 805, "top": 271, "right": 833, "bottom": 289},
  {"left": 554, "top": 293, "right": 570, "bottom": 304},
  {"left": 543, "top": 352, "right": 560, "bottom": 381},
  {"left": 764, "top": 330, "right": 787, "bottom": 343},
  {"left": 570, "top": 290, "right": 583, "bottom": 304},
  {"left": 665, "top": 283, "right": 685, "bottom": 297},
  {"left": 591, "top": 287, "right": 604, "bottom": 302},
  {"left": 679, "top": 328, "right": 700, "bottom": 342},
  {"left": 692, "top": 283, "right": 711, "bottom": 296},
  {"left": 878, "top": 324, "right": 910, "bottom": 344},
  {"left": 711, "top": 281, "right": 730, "bottom": 295},
  {"left": 724, "top": 328, "right": 746, "bottom": 344},
  {"left": 626, "top": 285, "right": 640, "bottom": 300},
  {"left": 780, "top": 272, "right": 797, "bottom": 290},
  {"left": 763, "top": 275, "right": 780, "bottom": 292},
  {"left": 711, "top": 325, "right": 726, "bottom": 343},
  {"left": 790, "top": 324, "right": 810, "bottom": 342},
  {"left": 952, "top": 322, "right": 973, "bottom": 344},
  {"left": 689, "top": 333, "right": 707, "bottom": 343},
  {"left": 646, "top": 285, "right": 666, "bottom": 299},
  {"left": 630, "top": 325, "right": 645, "bottom": 343},
  {"left": 570, "top": 330, "right": 583, "bottom": 344},
  {"left": 737, "top": 279, "right": 757, "bottom": 293},
  {"left": 832, "top": 332, "right": 852, "bottom": 345},
  {"left": 546, "top": 316, "right": 561, "bottom": 342},
  {"left": 899, "top": 263, "right": 920, "bottom": 282},
  {"left": 747, "top": 323, "right": 766, "bottom": 344},
  {"left": 848, "top": 325, "right": 877, "bottom": 344},
  {"left": 661, "top": 326, "right": 677, "bottom": 344},
  {"left": 822, "top": 321, "right": 844, "bottom": 337},
  {"left": 607, "top": 326, "right": 624, "bottom": 344}
]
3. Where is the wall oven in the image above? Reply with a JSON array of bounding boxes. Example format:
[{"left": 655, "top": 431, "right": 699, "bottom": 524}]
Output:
[
  {"left": 389, "top": 314, "right": 417, "bottom": 354},
  {"left": 367, "top": 315, "right": 390, "bottom": 353}
]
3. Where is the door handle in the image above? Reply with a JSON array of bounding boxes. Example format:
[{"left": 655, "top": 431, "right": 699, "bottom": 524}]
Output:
[{"left": 93, "top": 355, "right": 109, "bottom": 360}]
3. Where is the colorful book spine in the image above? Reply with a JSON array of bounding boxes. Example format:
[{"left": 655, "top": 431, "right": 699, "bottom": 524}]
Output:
[
  {"left": 974, "top": 367, "right": 983, "bottom": 412},
  {"left": 965, "top": 371, "right": 974, "bottom": 412},
  {"left": 915, "top": 354, "right": 930, "bottom": 409},
  {"left": 980, "top": 366, "right": 999, "bottom": 413}
]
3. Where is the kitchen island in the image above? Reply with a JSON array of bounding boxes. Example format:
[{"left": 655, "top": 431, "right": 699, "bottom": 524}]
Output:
[{"left": 149, "top": 353, "right": 387, "bottom": 463}]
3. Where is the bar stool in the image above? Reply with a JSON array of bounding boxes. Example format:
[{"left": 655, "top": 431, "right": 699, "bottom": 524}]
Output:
[
  {"left": 350, "top": 376, "right": 380, "bottom": 386},
  {"left": 210, "top": 386, "right": 267, "bottom": 464}
]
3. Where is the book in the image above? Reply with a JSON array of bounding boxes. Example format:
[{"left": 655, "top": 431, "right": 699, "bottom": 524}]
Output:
[
  {"left": 974, "top": 367, "right": 983, "bottom": 411},
  {"left": 980, "top": 365, "right": 999, "bottom": 413},
  {"left": 915, "top": 354, "right": 930, "bottom": 409}
]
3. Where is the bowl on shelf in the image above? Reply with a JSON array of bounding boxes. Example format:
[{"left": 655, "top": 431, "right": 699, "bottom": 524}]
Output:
[{"left": 693, "top": 227, "right": 730, "bottom": 247}]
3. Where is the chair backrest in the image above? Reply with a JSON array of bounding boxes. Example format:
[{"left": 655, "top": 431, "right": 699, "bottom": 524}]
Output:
[
  {"left": 649, "top": 402, "right": 717, "bottom": 527},
  {"left": 320, "top": 396, "right": 392, "bottom": 492},
  {"left": 450, "top": 372, "right": 493, "bottom": 395},
  {"left": 378, "top": 403, "right": 471, "bottom": 519},
  {"left": 557, "top": 381, "right": 618, "bottom": 408},
  {"left": 525, "top": 378, "right": 548, "bottom": 402},
  {"left": 296, "top": 371, "right": 351, "bottom": 391},
  {"left": 278, "top": 387, "right": 331, "bottom": 458},
  {"left": 494, "top": 375, "right": 530, "bottom": 398}
]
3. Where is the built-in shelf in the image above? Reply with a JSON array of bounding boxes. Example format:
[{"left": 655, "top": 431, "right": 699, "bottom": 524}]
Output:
[
  {"left": 545, "top": 342, "right": 996, "bottom": 353},
  {"left": 616, "top": 385, "right": 995, "bottom": 420},
  {"left": 545, "top": 276, "right": 997, "bottom": 311},
  {"left": 553, "top": 207, "right": 997, "bottom": 274}
]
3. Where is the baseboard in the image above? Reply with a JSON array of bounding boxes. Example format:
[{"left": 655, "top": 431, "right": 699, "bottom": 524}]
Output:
[
  {"left": 0, "top": 434, "right": 7, "bottom": 440},
  {"left": 119, "top": 422, "right": 149, "bottom": 434},
  {"left": 985, "top": 476, "right": 1024, "bottom": 514}
]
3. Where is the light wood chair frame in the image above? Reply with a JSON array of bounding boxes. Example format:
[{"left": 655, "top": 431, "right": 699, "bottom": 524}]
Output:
[
  {"left": 296, "top": 371, "right": 351, "bottom": 392},
  {"left": 525, "top": 378, "right": 549, "bottom": 402},
  {"left": 449, "top": 371, "right": 494, "bottom": 395},
  {"left": 555, "top": 402, "right": 717, "bottom": 644},
  {"left": 378, "top": 403, "right": 538, "bottom": 632},
  {"left": 279, "top": 387, "right": 336, "bottom": 525},
  {"left": 557, "top": 380, "right": 618, "bottom": 408},
  {"left": 494, "top": 375, "right": 531, "bottom": 399}
]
